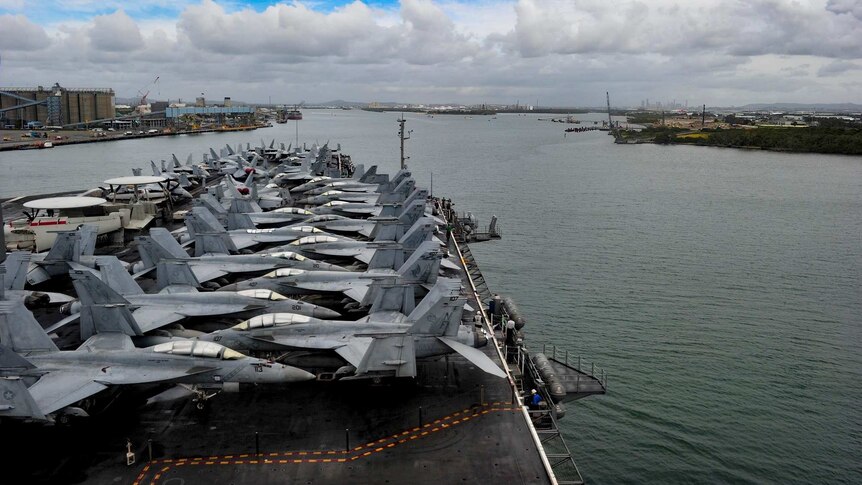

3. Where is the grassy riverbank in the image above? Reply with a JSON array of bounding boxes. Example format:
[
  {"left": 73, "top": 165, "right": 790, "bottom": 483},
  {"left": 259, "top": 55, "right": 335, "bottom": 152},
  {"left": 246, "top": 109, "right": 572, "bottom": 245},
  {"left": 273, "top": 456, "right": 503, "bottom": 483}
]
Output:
[{"left": 617, "top": 125, "right": 862, "bottom": 155}]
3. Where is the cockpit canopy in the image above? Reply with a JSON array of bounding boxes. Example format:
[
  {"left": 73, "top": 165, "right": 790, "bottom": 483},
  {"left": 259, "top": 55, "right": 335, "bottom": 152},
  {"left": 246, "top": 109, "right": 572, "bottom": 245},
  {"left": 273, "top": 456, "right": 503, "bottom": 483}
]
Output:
[
  {"left": 233, "top": 313, "right": 312, "bottom": 330},
  {"left": 291, "top": 235, "right": 339, "bottom": 245},
  {"left": 268, "top": 251, "right": 307, "bottom": 261},
  {"left": 322, "top": 201, "right": 349, "bottom": 207},
  {"left": 272, "top": 207, "right": 312, "bottom": 215},
  {"left": 293, "top": 226, "right": 322, "bottom": 233},
  {"left": 152, "top": 340, "right": 244, "bottom": 360},
  {"left": 263, "top": 268, "right": 305, "bottom": 278},
  {"left": 320, "top": 190, "right": 343, "bottom": 196},
  {"left": 237, "top": 289, "right": 289, "bottom": 301},
  {"left": 309, "top": 214, "right": 343, "bottom": 222}
]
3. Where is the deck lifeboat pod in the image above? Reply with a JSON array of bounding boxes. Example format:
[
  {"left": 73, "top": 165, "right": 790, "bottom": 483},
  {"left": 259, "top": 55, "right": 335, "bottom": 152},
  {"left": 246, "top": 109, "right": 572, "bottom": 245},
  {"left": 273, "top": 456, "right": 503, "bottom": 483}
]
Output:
[{"left": 4, "top": 196, "right": 123, "bottom": 252}]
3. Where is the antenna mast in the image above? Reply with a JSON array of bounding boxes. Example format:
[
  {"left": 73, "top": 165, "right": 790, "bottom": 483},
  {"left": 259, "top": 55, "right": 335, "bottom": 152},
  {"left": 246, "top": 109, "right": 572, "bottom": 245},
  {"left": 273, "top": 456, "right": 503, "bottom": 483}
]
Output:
[
  {"left": 398, "top": 116, "right": 412, "bottom": 170},
  {"left": 606, "top": 91, "right": 613, "bottom": 130}
]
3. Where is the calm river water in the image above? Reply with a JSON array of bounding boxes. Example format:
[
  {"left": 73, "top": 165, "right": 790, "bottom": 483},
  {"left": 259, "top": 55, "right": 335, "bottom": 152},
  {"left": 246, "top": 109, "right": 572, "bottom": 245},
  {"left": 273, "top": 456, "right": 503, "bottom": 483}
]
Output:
[{"left": 1, "top": 110, "right": 860, "bottom": 484}]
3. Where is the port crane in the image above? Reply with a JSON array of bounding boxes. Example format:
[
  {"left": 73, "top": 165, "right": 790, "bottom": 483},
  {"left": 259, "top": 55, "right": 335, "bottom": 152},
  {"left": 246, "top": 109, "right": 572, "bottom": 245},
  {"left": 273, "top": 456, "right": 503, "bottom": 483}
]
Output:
[{"left": 135, "top": 76, "right": 160, "bottom": 114}]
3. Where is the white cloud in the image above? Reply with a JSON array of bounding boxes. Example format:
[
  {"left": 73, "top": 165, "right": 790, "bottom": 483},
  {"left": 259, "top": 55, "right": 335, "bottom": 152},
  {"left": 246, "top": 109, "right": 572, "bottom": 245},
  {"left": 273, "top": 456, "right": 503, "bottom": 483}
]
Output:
[{"left": 88, "top": 10, "right": 143, "bottom": 52}]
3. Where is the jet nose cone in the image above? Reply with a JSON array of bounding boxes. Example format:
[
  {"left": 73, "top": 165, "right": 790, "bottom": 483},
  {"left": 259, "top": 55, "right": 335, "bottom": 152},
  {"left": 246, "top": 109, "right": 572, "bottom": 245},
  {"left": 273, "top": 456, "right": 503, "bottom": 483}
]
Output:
[
  {"left": 313, "top": 306, "right": 341, "bottom": 319},
  {"left": 280, "top": 364, "right": 316, "bottom": 382}
]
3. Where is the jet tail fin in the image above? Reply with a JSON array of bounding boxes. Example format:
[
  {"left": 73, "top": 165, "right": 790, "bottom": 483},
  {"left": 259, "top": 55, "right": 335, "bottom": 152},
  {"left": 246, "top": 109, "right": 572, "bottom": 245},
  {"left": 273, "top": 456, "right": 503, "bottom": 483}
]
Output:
[
  {"left": 0, "top": 369, "right": 47, "bottom": 421},
  {"left": 397, "top": 199, "right": 426, "bottom": 227},
  {"left": 136, "top": 228, "right": 188, "bottom": 269},
  {"left": 2, "top": 252, "right": 30, "bottom": 290},
  {"left": 71, "top": 268, "right": 130, "bottom": 305},
  {"left": 227, "top": 212, "right": 255, "bottom": 231},
  {"left": 366, "top": 243, "right": 405, "bottom": 270},
  {"left": 193, "top": 233, "right": 237, "bottom": 256},
  {"left": 396, "top": 241, "right": 442, "bottom": 284},
  {"left": 77, "top": 224, "right": 98, "bottom": 257},
  {"left": 355, "top": 336, "right": 416, "bottom": 378},
  {"left": 229, "top": 197, "right": 261, "bottom": 215},
  {"left": 358, "top": 165, "right": 377, "bottom": 183},
  {"left": 44, "top": 228, "right": 82, "bottom": 262},
  {"left": 407, "top": 278, "right": 464, "bottom": 336},
  {"left": 364, "top": 277, "right": 415, "bottom": 315},
  {"left": 378, "top": 178, "right": 415, "bottom": 204},
  {"left": 0, "top": 300, "right": 59, "bottom": 353},
  {"left": 397, "top": 217, "right": 435, "bottom": 252},
  {"left": 185, "top": 207, "right": 227, "bottom": 241},
  {"left": 197, "top": 194, "right": 228, "bottom": 216},
  {"left": 156, "top": 261, "right": 200, "bottom": 292},
  {"left": 96, "top": 256, "right": 144, "bottom": 295},
  {"left": 70, "top": 271, "right": 142, "bottom": 340}
]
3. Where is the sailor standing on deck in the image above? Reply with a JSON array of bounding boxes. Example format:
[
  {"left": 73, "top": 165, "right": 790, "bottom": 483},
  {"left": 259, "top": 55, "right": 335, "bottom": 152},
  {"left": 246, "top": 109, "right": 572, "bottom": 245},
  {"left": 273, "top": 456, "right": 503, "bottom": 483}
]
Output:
[{"left": 529, "top": 389, "right": 542, "bottom": 408}]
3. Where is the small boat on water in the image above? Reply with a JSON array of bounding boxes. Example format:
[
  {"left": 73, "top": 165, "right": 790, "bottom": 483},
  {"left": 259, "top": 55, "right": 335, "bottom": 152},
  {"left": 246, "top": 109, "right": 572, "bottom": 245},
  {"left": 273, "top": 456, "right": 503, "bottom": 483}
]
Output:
[{"left": 287, "top": 109, "right": 302, "bottom": 120}]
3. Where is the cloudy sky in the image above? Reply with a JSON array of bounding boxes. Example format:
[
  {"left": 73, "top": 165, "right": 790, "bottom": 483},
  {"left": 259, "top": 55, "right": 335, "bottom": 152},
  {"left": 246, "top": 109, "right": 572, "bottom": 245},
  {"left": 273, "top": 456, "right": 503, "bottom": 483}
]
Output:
[{"left": 1, "top": 0, "right": 861, "bottom": 107}]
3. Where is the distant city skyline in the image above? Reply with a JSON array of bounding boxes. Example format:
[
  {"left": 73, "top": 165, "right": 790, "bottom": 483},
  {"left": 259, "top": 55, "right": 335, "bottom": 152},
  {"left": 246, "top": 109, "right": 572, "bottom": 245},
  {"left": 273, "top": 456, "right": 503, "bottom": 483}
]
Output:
[{"left": 1, "top": 1, "right": 861, "bottom": 107}]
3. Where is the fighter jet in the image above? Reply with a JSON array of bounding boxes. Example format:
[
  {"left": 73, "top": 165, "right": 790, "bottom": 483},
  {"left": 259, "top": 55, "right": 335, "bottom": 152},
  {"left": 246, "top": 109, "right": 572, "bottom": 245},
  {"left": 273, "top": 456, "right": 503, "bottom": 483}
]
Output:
[
  {"left": 184, "top": 207, "right": 345, "bottom": 252},
  {"left": 1, "top": 252, "right": 73, "bottom": 304},
  {"left": 272, "top": 216, "right": 437, "bottom": 266},
  {"left": 199, "top": 279, "right": 505, "bottom": 380},
  {"left": 0, "top": 300, "right": 314, "bottom": 422},
  {"left": 196, "top": 193, "right": 312, "bottom": 228},
  {"left": 295, "top": 173, "right": 416, "bottom": 207},
  {"left": 132, "top": 227, "right": 347, "bottom": 283},
  {"left": 24, "top": 224, "right": 130, "bottom": 286},
  {"left": 298, "top": 198, "right": 427, "bottom": 239},
  {"left": 219, "top": 241, "right": 443, "bottom": 303},
  {"left": 55, "top": 258, "right": 340, "bottom": 335}
]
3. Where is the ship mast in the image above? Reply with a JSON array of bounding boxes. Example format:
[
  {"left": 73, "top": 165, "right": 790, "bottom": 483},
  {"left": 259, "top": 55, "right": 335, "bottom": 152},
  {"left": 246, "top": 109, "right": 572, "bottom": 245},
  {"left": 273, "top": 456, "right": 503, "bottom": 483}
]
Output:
[
  {"left": 398, "top": 116, "right": 412, "bottom": 170},
  {"left": 606, "top": 91, "right": 613, "bottom": 132}
]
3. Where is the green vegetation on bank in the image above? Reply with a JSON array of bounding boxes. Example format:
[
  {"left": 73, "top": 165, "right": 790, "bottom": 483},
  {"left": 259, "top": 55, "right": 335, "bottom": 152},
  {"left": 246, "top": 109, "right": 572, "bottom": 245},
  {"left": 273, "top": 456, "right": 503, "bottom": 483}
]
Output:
[{"left": 619, "top": 125, "right": 862, "bottom": 155}]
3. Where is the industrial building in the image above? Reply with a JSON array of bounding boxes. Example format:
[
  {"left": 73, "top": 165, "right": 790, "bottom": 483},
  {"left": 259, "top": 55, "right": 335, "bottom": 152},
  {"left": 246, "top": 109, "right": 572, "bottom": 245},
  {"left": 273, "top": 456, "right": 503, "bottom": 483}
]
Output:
[{"left": 0, "top": 83, "right": 115, "bottom": 128}]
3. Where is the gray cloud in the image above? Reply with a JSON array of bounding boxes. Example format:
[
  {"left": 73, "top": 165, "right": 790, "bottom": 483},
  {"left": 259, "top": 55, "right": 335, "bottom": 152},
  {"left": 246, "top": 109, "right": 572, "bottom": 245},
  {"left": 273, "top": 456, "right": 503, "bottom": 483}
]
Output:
[
  {"left": 826, "top": 0, "right": 862, "bottom": 20},
  {"left": 817, "top": 59, "right": 862, "bottom": 76},
  {"left": 0, "top": 14, "right": 50, "bottom": 50},
  {"left": 0, "top": 1, "right": 860, "bottom": 106}
]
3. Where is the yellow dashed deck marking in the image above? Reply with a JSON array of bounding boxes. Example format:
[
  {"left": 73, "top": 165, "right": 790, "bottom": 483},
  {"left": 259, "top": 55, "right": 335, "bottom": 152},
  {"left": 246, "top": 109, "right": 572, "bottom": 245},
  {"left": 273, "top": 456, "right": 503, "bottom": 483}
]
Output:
[{"left": 140, "top": 405, "right": 519, "bottom": 484}]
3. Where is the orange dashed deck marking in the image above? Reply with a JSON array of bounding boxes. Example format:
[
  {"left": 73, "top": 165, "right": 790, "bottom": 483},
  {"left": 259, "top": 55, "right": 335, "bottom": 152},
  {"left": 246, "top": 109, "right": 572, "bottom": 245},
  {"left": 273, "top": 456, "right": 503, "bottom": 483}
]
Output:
[{"left": 139, "top": 404, "right": 520, "bottom": 484}]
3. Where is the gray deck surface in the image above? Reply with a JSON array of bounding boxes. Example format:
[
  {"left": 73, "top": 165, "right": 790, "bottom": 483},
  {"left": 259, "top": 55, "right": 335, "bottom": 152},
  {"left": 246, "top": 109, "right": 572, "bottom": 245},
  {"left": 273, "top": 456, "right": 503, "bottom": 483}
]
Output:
[{"left": 3, "top": 343, "right": 548, "bottom": 484}]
